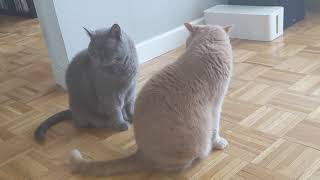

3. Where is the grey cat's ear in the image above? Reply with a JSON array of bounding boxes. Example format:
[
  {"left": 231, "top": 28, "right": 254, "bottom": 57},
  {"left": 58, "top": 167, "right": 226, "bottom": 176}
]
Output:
[
  {"left": 184, "top": 23, "right": 194, "bottom": 33},
  {"left": 110, "top": 24, "right": 121, "bottom": 38},
  {"left": 223, "top": 25, "right": 233, "bottom": 34},
  {"left": 83, "top": 27, "right": 95, "bottom": 39}
]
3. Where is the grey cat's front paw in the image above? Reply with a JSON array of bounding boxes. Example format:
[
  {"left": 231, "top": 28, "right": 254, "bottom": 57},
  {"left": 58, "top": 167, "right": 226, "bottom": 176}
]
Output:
[
  {"left": 127, "top": 117, "right": 133, "bottom": 124},
  {"left": 114, "top": 122, "right": 129, "bottom": 131},
  {"left": 125, "top": 115, "right": 133, "bottom": 124},
  {"left": 212, "top": 137, "right": 228, "bottom": 150},
  {"left": 122, "top": 109, "right": 133, "bottom": 124},
  {"left": 122, "top": 110, "right": 131, "bottom": 123}
]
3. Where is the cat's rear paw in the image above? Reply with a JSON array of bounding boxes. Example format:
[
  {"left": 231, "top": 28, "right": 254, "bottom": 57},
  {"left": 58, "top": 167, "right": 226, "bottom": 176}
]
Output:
[
  {"left": 69, "top": 149, "right": 83, "bottom": 173},
  {"left": 114, "top": 122, "right": 129, "bottom": 131},
  {"left": 212, "top": 137, "right": 228, "bottom": 150}
]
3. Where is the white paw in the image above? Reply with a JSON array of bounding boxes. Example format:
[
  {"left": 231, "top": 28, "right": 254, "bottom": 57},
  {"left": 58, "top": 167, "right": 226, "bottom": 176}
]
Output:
[
  {"left": 70, "top": 149, "right": 83, "bottom": 173},
  {"left": 212, "top": 137, "right": 229, "bottom": 150}
]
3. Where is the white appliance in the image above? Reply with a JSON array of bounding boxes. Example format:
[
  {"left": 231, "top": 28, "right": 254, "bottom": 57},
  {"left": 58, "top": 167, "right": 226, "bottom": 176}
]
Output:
[{"left": 204, "top": 5, "right": 284, "bottom": 41}]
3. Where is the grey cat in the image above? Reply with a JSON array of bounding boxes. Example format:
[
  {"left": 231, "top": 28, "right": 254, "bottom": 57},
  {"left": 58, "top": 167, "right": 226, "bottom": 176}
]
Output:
[{"left": 34, "top": 24, "right": 138, "bottom": 143}]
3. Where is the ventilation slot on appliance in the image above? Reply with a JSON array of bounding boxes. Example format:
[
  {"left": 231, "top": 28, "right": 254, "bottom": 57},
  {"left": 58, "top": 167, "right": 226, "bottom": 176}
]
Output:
[{"left": 276, "top": 15, "right": 279, "bottom": 34}]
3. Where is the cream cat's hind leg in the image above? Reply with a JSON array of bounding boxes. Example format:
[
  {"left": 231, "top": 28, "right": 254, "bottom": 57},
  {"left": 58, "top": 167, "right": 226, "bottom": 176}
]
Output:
[
  {"left": 211, "top": 125, "right": 228, "bottom": 150},
  {"left": 211, "top": 109, "right": 228, "bottom": 150},
  {"left": 212, "top": 135, "right": 228, "bottom": 150}
]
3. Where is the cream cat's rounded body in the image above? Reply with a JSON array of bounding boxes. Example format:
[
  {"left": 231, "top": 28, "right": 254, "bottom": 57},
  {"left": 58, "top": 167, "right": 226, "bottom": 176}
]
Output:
[
  {"left": 70, "top": 24, "right": 233, "bottom": 176},
  {"left": 134, "top": 24, "right": 233, "bottom": 170}
]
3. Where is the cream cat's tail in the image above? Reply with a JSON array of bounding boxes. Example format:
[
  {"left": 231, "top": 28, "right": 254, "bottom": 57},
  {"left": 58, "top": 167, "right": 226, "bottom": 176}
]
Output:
[{"left": 70, "top": 149, "right": 143, "bottom": 177}]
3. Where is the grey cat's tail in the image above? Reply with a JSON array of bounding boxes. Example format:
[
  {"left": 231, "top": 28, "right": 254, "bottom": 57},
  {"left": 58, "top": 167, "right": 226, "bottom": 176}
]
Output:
[
  {"left": 34, "top": 109, "right": 72, "bottom": 143},
  {"left": 70, "top": 149, "right": 143, "bottom": 177}
]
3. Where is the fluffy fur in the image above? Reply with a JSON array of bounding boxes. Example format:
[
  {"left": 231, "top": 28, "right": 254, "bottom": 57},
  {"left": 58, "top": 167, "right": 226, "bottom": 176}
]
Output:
[
  {"left": 70, "top": 23, "right": 233, "bottom": 176},
  {"left": 34, "top": 24, "right": 138, "bottom": 143}
]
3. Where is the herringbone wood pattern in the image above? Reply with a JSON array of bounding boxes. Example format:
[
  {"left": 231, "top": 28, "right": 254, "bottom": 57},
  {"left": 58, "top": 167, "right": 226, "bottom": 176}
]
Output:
[{"left": 1, "top": 13, "right": 320, "bottom": 180}]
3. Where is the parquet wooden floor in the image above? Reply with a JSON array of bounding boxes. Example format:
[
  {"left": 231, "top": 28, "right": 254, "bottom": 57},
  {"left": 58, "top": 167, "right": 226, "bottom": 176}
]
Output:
[{"left": 1, "top": 13, "right": 320, "bottom": 180}]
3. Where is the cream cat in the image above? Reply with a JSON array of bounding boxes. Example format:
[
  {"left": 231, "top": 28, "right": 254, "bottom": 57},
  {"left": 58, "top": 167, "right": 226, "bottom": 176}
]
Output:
[{"left": 69, "top": 23, "right": 233, "bottom": 176}]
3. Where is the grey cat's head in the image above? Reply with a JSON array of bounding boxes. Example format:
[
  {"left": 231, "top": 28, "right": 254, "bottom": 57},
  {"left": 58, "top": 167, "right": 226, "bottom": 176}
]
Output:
[{"left": 84, "top": 24, "right": 134, "bottom": 67}]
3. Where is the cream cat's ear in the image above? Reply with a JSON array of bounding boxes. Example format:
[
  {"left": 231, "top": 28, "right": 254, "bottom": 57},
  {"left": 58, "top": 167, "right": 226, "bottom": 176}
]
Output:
[
  {"left": 223, "top": 25, "right": 234, "bottom": 34},
  {"left": 83, "top": 27, "right": 95, "bottom": 39},
  {"left": 184, "top": 23, "right": 194, "bottom": 33}
]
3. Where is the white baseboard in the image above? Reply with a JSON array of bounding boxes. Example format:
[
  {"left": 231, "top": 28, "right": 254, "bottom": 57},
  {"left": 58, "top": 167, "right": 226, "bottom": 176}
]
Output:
[{"left": 136, "top": 17, "right": 204, "bottom": 64}]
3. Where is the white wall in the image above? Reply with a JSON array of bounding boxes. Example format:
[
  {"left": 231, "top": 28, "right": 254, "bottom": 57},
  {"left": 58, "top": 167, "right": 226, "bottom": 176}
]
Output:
[
  {"left": 34, "top": 0, "right": 227, "bottom": 87},
  {"left": 33, "top": 0, "right": 69, "bottom": 87}
]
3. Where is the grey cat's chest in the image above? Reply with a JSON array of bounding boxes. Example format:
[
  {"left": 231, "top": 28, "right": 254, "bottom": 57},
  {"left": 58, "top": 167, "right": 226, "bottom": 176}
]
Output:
[
  {"left": 92, "top": 67, "right": 135, "bottom": 91},
  {"left": 100, "top": 65, "right": 133, "bottom": 76}
]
